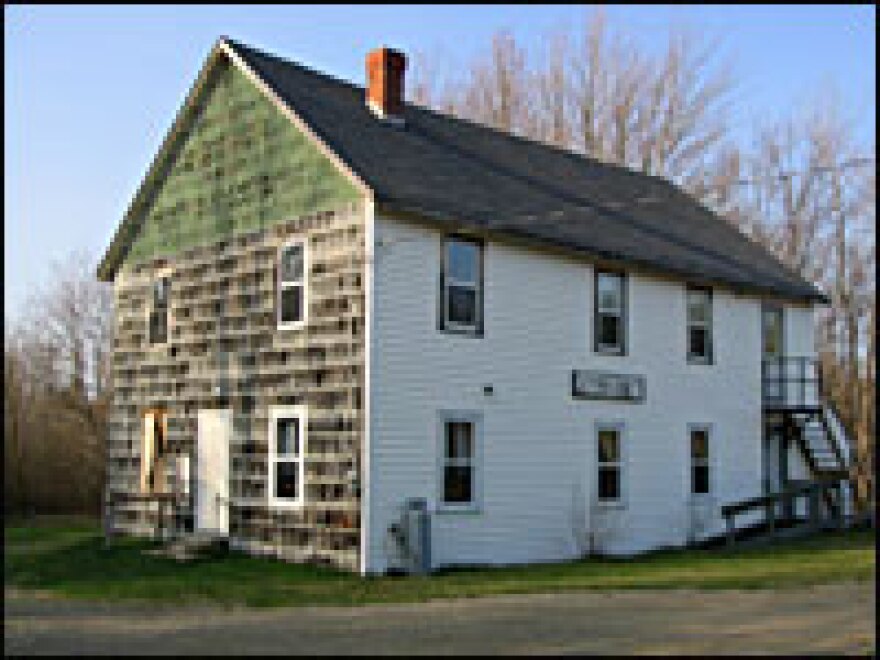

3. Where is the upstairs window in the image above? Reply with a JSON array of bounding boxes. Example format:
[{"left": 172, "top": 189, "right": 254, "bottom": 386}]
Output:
[
  {"left": 690, "top": 426, "right": 711, "bottom": 496},
  {"left": 440, "top": 236, "right": 483, "bottom": 335},
  {"left": 686, "top": 286, "right": 713, "bottom": 364},
  {"left": 278, "top": 240, "right": 306, "bottom": 329},
  {"left": 594, "top": 270, "right": 626, "bottom": 355},
  {"left": 148, "top": 277, "right": 170, "bottom": 345},
  {"left": 269, "top": 407, "right": 306, "bottom": 507},
  {"left": 762, "top": 304, "right": 784, "bottom": 359}
]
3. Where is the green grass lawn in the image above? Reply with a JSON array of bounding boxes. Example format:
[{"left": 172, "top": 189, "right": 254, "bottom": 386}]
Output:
[{"left": 4, "top": 517, "right": 875, "bottom": 608}]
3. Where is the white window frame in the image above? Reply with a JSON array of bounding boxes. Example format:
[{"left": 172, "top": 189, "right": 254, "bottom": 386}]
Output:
[
  {"left": 277, "top": 238, "right": 308, "bottom": 331},
  {"left": 440, "top": 236, "right": 483, "bottom": 335},
  {"left": 268, "top": 405, "right": 307, "bottom": 509},
  {"left": 594, "top": 270, "right": 627, "bottom": 355},
  {"left": 436, "top": 410, "right": 483, "bottom": 514},
  {"left": 595, "top": 421, "right": 626, "bottom": 508},
  {"left": 688, "top": 423, "right": 713, "bottom": 500},
  {"left": 686, "top": 285, "right": 713, "bottom": 364}
]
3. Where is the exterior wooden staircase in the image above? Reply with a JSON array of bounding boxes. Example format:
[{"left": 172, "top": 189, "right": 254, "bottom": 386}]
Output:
[
  {"left": 791, "top": 403, "right": 853, "bottom": 519},
  {"left": 720, "top": 476, "right": 851, "bottom": 548},
  {"left": 718, "top": 357, "right": 860, "bottom": 547}
]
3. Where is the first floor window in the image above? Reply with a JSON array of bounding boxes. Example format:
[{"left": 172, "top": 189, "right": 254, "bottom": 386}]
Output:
[
  {"left": 270, "top": 407, "right": 306, "bottom": 506},
  {"left": 148, "top": 277, "right": 170, "bottom": 344},
  {"left": 597, "top": 424, "right": 622, "bottom": 503},
  {"left": 686, "top": 285, "right": 713, "bottom": 364},
  {"left": 278, "top": 240, "right": 306, "bottom": 328},
  {"left": 595, "top": 270, "right": 626, "bottom": 355},
  {"left": 441, "top": 417, "right": 478, "bottom": 508},
  {"left": 440, "top": 236, "right": 483, "bottom": 334},
  {"left": 690, "top": 426, "right": 710, "bottom": 496}
]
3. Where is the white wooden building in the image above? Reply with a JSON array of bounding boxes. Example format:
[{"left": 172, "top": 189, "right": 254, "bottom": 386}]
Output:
[{"left": 100, "top": 38, "right": 852, "bottom": 575}]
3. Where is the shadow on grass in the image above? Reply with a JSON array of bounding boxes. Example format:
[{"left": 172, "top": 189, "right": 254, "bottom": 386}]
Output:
[
  {"left": 5, "top": 524, "right": 875, "bottom": 608},
  {"left": 6, "top": 532, "right": 351, "bottom": 607}
]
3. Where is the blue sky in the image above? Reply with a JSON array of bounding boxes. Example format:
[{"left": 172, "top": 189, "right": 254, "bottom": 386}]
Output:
[{"left": 4, "top": 5, "right": 876, "bottom": 320}]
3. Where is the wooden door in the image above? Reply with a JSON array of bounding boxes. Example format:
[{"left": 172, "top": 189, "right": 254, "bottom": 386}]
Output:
[{"left": 196, "top": 408, "right": 231, "bottom": 534}]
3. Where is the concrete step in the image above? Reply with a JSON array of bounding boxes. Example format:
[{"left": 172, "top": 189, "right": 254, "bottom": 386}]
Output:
[{"left": 144, "top": 532, "right": 229, "bottom": 562}]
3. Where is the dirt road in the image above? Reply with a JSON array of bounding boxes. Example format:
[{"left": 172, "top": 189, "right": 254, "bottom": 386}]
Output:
[{"left": 4, "top": 582, "right": 875, "bottom": 655}]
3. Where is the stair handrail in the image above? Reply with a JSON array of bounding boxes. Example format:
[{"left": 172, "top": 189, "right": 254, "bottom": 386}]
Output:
[
  {"left": 721, "top": 476, "right": 849, "bottom": 548},
  {"left": 105, "top": 490, "right": 181, "bottom": 541},
  {"left": 817, "top": 405, "right": 849, "bottom": 469},
  {"left": 820, "top": 397, "right": 856, "bottom": 465},
  {"left": 722, "top": 479, "right": 828, "bottom": 518}
]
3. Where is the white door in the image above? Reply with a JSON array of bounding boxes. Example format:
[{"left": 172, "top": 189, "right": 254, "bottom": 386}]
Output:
[{"left": 196, "top": 408, "right": 231, "bottom": 535}]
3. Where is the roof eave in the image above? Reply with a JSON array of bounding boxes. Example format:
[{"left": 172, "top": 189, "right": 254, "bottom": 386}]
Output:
[{"left": 376, "top": 199, "right": 828, "bottom": 306}]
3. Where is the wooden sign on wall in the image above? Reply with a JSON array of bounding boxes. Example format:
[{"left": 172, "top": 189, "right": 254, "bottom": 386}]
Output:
[{"left": 571, "top": 369, "right": 647, "bottom": 403}]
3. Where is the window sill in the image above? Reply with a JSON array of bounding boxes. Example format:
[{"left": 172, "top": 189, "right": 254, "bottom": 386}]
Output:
[
  {"left": 435, "top": 505, "right": 482, "bottom": 516},
  {"left": 686, "top": 358, "right": 714, "bottom": 366},
  {"left": 268, "top": 498, "right": 305, "bottom": 510},
  {"left": 594, "top": 347, "right": 626, "bottom": 357},
  {"left": 439, "top": 325, "right": 483, "bottom": 338},
  {"left": 277, "top": 320, "right": 307, "bottom": 332},
  {"left": 594, "top": 500, "right": 627, "bottom": 511}
]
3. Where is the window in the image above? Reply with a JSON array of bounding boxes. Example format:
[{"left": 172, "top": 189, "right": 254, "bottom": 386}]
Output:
[
  {"left": 148, "top": 277, "right": 170, "bottom": 345},
  {"left": 269, "top": 407, "right": 306, "bottom": 507},
  {"left": 439, "top": 414, "right": 480, "bottom": 510},
  {"left": 278, "top": 240, "right": 306, "bottom": 329},
  {"left": 596, "top": 424, "right": 623, "bottom": 504},
  {"left": 762, "top": 304, "right": 784, "bottom": 359},
  {"left": 594, "top": 270, "right": 626, "bottom": 355},
  {"left": 690, "top": 426, "right": 711, "bottom": 496},
  {"left": 440, "top": 236, "right": 483, "bottom": 334},
  {"left": 686, "top": 286, "right": 713, "bottom": 364}
]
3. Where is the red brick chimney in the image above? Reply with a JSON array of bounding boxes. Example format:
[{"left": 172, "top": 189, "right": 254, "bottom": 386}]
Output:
[{"left": 366, "top": 46, "right": 407, "bottom": 121}]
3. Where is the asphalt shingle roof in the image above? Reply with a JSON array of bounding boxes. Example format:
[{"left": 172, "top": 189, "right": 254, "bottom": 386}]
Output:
[{"left": 112, "top": 37, "right": 827, "bottom": 303}]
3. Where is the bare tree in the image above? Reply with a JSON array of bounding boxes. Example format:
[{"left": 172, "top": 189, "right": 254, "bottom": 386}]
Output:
[
  {"left": 410, "top": 11, "right": 733, "bottom": 203},
  {"left": 568, "top": 13, "right": 654, "bottom": 168},
  {"left": 712, "top": 106, "right": 875, "bottom": 509},
  {"left": 4, "top": 251, "right": 113, "bottom": 516},
  {"left": 532, "top": 29, "right": 573, "bottom": 148}
]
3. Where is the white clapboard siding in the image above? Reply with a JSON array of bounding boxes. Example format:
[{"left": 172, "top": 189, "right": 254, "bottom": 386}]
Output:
[{"left": 366, "top": 212, "right": 813, "bottom": 574}]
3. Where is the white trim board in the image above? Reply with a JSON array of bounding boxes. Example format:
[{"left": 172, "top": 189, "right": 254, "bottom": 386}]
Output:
[{"left": 267, "top": 405, "right": 308, "bottom": 510}]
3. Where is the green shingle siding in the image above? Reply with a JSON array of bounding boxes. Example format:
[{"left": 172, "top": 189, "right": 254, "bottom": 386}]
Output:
[{"left": 123, "top": 58, "right": 361, "bottom": 268}]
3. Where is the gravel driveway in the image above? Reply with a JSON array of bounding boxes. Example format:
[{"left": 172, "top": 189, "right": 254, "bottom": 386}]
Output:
[{"left": 4, "top": 582, "right": 875, "bottom": 655}]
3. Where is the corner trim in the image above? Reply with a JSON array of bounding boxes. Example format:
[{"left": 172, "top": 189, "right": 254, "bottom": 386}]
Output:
[{"left": 360, "top": 198, "right": 375, "bottom": 575}]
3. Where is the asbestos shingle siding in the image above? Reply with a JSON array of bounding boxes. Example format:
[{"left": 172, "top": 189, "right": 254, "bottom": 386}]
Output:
[{"left": 110, "top": 57, "right": 361, "bottom": 271}]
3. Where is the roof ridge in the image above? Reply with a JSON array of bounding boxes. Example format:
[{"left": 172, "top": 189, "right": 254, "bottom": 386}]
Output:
[
  {"left": 224, "top": 37, "right": 669, "bottom": 186},
  {"left": 223, "top": 37, "right": 365, "bottom": 93}
]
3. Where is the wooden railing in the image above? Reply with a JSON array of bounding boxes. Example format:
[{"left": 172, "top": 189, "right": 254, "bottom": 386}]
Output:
[
  {"left": 762, "top": 356, "right": 822, "bottom": 410},
  {"left": 104, "top": 491, "right": 184, "bottom": 541},
  {"left": 720, "top": 477, "right": 847, "bottom": 548}
]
